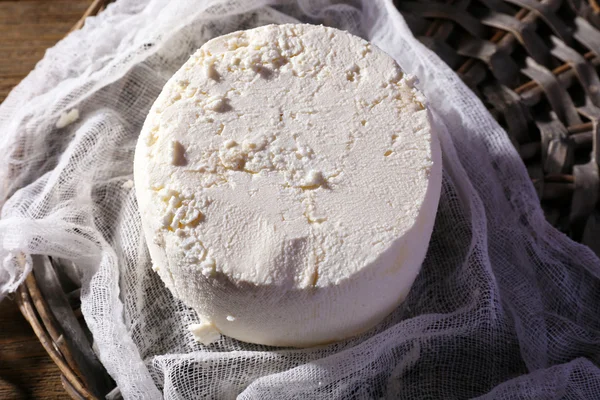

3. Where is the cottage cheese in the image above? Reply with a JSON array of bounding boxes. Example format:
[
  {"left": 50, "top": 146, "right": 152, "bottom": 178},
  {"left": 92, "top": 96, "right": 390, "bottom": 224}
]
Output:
[{"left": 134, "top": 24, "right": 442, "bottom": 347}]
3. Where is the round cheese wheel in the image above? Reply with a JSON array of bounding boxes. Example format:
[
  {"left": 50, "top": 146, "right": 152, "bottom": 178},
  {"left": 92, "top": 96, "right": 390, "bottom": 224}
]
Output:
[{"left": 134, "top": 24, "right": 442, "bottom": 347}]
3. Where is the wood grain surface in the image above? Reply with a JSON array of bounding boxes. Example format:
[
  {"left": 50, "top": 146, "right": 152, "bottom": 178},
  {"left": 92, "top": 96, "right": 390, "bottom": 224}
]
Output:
[
  {"left": 0, "top": 297, "right": 66, "bottom": 399},
  {"left": 0, "top": 1, "right": 94, "bottom": 398},
  {"left": 0, "top": 0, "right": 92, "bottom": 102}
]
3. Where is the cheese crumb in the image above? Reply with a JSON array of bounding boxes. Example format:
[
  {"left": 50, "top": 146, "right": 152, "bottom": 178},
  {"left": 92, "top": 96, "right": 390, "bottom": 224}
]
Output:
[
  {"left": 170, "top": 140, "right": 187, "bottom": 166},
  {"left": 152, "top": 232, "right": 164, "bottom": 246},
  {"left": 56, "top": 109, "right": 79, "bottom": 128},
  {"left": 204, "top": 56, "right": 219, "bottom": 80},
  {"left": 224, "top": 139, "right": 238, "bottom": 149},
  {"left": 226, "top": 315, "right": 235, "bottom": 322},
  {"left": 205, "top": 96, "right": 228, "bottom": 112},
  {"left": 189, "top": 321, "right": 221, "bottom": 345},
  {"left": 201, "top": 257, "right": 216, "bottom": 278},
  {"left": 299, "top": 170, "right": 324, "bottom": 189}
]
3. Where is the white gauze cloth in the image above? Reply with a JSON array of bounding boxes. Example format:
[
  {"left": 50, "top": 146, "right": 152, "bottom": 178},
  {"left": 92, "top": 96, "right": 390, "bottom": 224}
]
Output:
[{"left": 1, "top": 0, "right": 600, "bottom": 399}]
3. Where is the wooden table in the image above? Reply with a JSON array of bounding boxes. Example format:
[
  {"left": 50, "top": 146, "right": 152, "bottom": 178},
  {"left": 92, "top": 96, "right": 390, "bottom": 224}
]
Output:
[{"left": 0, "top": 1, "right": 94, "bottom": 398}]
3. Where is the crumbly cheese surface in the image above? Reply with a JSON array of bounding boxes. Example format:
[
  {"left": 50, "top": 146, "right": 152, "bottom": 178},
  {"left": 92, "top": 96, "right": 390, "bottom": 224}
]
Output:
[{"left": 134, "top": 24, "right": 442, "bottom": 347}]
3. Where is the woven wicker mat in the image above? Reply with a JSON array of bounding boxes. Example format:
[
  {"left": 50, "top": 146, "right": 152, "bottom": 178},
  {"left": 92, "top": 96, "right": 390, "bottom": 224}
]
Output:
[{"left": 396, "top": 0, "right": 600, "bottom": 255}]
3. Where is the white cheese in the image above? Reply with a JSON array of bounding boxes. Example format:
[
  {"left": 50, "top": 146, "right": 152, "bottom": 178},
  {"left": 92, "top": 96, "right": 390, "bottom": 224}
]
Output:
[
  {"left": 134, "top": 24, "right": 442, "bottom": 347},
  {"left": 188, "top": 321, "right": 221, "bottom": 345},
  {"left": 56, "top": 109, "right": 79, "bottom": 128}
]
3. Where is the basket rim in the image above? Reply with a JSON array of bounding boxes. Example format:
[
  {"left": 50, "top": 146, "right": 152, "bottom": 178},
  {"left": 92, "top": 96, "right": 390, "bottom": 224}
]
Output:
[{"left": 16, "top": 274, "right": 96, "bottom": 400}]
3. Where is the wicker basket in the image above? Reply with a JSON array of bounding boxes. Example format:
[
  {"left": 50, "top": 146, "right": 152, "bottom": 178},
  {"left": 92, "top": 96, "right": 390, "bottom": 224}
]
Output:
[
  {"left": 396, "top": 0, "right": 600, "bottom": 254},
  {"left": 15, "top": 0, "right": 600, "bottom": 398}
]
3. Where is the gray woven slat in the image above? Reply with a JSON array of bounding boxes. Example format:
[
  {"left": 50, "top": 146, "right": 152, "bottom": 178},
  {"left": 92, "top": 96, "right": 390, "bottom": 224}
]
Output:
[
  {"left": 582, "top": 210, "right": 600, "bottom": 254},
  {"left": 504, "top": 0, "right": 573, "bottom": 43},
  {"left": 527, "top": 163, "right": 545, "bottom": 199},
  {"left": 434, "top": 23, "right": 455, "bottom": 42},
  {"left": 522, "top": 57, "right": 582, "bottom": 126},
  {"left": 568, "top": 0, "right": 600, "bottom": 28},
  {"left": 456, "top": 37, "right": 520, "bottom": 85},
  {"left": 461, "top": 62, "right": 488, "bottom": 89},
  {"left": 476, "top": 0, "right": 517, "bottom": 15},
  {"left": 571, "top": 131, "right": 593, "bottom": 149},
  {"left": 571, "top": 161, "right": 600, "bottom": 238},
  {"left": 402, "top": 13, "right": 431, "bottom": 36},
  {"left": 573, "top": 17, "right": 600, "bottom": 59},
  {"left": 482, "top": 83, "right": 531, "bottom": 141},
  {"left": 542, "top": 181, "right": 574, "bottom": 201},
  {"left": 571, "top": 104, "right": 600, "bottom": 239},
  {"left": 397, "top": 2, "right": 487, "bottom": 37},
  {"left": 433, "top": 0, "right": 473, "bottom": 42},
  {"left": 549, "top": 36, "right": 600, "bottom": 107},
  {"left": 578, "top": 104, "right": 600, "bottom": 164},
  {"left": 418, "top": 36, "right": 465, "bottom": 69},
  {"left": 536, "top": 118, "right": 571, "bottom": 174},
  {"left": 540, "top": 0, "right": 562, "bottom": 12},
  {"left": 519, "top": 57, "right": 600, "bottom": 110},
  {"left": 519, "top": 142, "right": 541, "bottom": 160},
  {"left": 479, "top": 11, "right": 552, "bottom": 65}
]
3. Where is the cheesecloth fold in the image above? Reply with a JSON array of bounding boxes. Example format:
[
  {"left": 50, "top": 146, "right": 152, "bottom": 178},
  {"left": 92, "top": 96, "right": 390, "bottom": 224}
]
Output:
[{"left": 1, "top": 0, "right": 600, "bottom": 398}]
